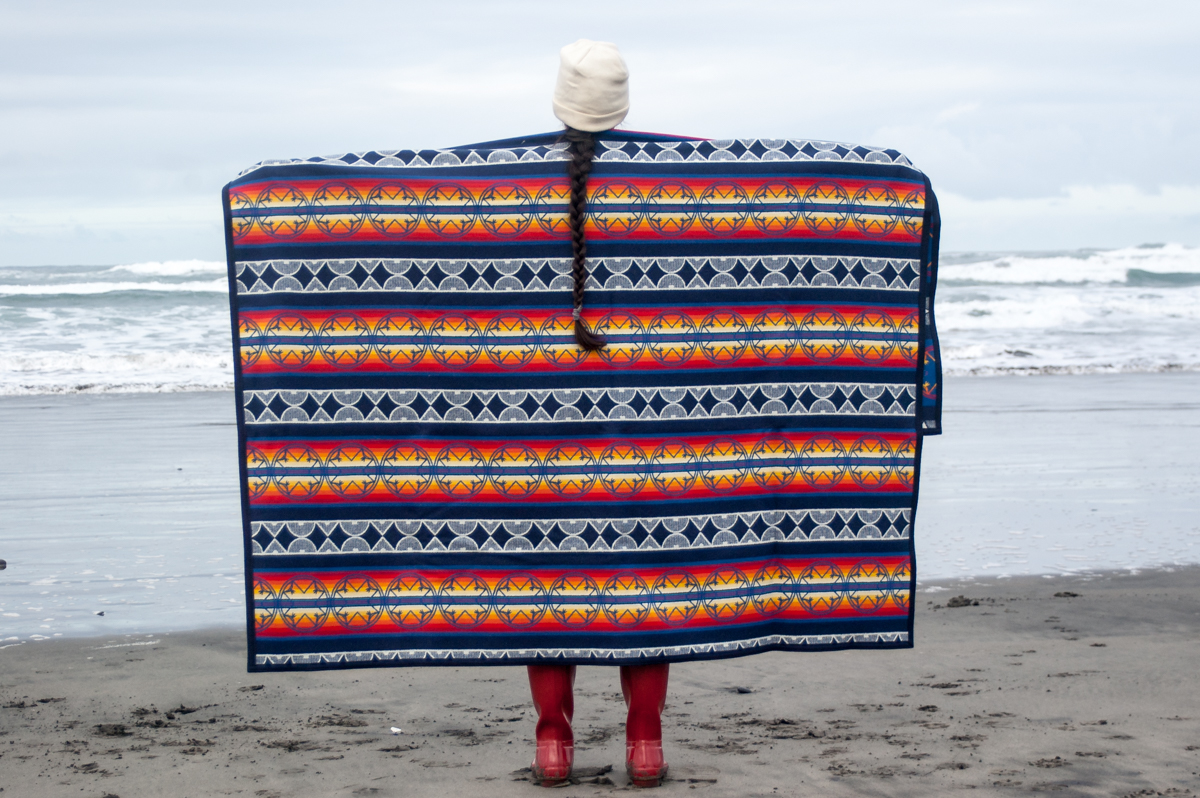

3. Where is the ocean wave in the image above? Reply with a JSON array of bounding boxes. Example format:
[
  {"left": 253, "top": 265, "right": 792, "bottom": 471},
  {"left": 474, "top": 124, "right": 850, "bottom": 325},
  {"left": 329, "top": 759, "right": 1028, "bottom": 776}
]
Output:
[
  {"left": 1124, "top": 269, "right": 1200, "bottom": 287},
  {"left": 107, "top": 260, "right": 226, "bottom": 277},
  {"left": 942, "top": 243, "right": 1200, "bottom": 286},
  {"left": 944, "top": 362, "right": 1200, "bottom": 377},
  {"left": 0, "top": 279, "right": 227, "bottom": 296},
  {"left": 0, "top": 349, "right": 233, "bottom": 395},
  {"left": 0, "top": 380, "right": 234, "bottom": 396},
  {"left": 0, "top": 349, "right": 231, "bottom": 374},
  {"left": 2, "top": 246, "right": 1199, "bottom": 394}
]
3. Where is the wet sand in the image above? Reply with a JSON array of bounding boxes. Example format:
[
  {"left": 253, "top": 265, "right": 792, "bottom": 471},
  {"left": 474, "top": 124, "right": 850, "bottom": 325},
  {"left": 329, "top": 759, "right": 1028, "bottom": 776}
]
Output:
[{"left": 3, "top": 567, "right": 1199, "bottom": 797}]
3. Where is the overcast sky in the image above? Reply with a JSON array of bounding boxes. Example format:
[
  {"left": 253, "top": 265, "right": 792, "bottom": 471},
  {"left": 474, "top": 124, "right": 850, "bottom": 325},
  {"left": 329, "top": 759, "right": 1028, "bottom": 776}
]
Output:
[{"left": 1, "top": 0, "right": 1197, "bottom": 265}]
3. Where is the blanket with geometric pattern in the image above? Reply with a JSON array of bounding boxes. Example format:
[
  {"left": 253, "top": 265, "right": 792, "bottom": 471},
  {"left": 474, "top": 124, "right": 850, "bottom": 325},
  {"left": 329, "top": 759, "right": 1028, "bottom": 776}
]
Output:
[{"left": 222, "top": 130, "right": 942, "bottom": 672}]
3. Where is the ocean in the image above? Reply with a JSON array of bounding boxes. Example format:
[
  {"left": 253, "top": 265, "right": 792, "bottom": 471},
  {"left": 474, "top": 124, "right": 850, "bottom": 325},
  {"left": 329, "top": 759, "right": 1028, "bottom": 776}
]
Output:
[
  {"left": 3, "top": 244, "right": 1200, "bottom": 395},
  {"left": 2, "top": 245, "right": 1200, "bottom": 643}
]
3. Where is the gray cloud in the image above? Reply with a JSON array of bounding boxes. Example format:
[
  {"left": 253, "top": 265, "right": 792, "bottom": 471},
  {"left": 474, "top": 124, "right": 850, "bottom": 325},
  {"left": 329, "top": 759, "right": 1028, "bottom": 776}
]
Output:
[{"left": 1, "top": 0, "right": 1197, "bottom": 263}]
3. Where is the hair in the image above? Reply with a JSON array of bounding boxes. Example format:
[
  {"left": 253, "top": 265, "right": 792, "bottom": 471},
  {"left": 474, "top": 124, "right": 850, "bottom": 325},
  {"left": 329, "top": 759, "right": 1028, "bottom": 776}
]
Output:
[{"left": 563, "top": 127, "right": 606, "bottom": 350}]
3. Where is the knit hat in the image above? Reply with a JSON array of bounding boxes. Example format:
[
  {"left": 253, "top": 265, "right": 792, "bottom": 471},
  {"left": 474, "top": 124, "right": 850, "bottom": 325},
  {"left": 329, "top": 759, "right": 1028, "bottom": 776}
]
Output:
[{"left": 552, "top": 40, "right": 629, "bottom": 132}]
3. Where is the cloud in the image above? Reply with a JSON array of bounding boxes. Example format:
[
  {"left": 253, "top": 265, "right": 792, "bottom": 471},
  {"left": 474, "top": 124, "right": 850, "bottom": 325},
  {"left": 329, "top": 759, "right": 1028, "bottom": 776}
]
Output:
[
  {"left": 939, "top": 184, "right": 1200, "bottom": 251},
  {"left": 0, "top": 0, "right": 1198, "bottom": 262}
]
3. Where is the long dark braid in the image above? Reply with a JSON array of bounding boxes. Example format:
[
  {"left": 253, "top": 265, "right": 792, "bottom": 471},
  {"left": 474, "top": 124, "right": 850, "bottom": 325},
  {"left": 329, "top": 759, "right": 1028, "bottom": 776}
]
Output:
[{"left": 564, "top": 127, "right": 606, "bottom": 350}]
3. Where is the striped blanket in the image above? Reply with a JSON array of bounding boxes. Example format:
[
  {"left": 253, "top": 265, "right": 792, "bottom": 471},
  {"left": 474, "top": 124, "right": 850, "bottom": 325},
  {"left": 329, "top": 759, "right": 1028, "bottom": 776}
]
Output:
[{"left": 222, "top": 131, "right": 942, "bottom": 672}]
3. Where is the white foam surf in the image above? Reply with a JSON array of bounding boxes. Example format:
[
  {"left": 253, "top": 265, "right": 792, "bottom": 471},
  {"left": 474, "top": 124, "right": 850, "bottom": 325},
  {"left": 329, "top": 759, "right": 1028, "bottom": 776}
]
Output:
[
  {"left": 106, "top": 259, "right": 227, "bottom": 277},
  {"left": 1, "top": 247, "right": 1199, "bottom": 394},
  {"left": 0, "top": 279, "right": 226, "bottom": 296},
  {"left": 941, "top": 243, "right": 1200, "bottom": 285}
]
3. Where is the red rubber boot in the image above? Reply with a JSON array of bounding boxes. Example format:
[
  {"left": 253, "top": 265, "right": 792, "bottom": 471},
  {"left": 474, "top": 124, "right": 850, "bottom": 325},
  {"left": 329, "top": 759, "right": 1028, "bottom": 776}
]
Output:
[
  {"left": 527, "top": 664, "right": 576, "bottom": 786},
  {"left": 620, "top": 663, "right": 669, "bottom": 787}
]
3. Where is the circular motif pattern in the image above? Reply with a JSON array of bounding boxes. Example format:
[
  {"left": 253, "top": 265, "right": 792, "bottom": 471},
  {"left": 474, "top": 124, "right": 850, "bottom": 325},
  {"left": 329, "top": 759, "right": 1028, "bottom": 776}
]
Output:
[
  {"left": 238, "top": 316, "right": 265, "bottom": 368},
  {"left": 385, "top": 573, "right": 437, "bottom": 629},
  {"left": 898, "top": 310, "right": 920, "bottom": 365},
  {"left": 699, "top": 181, "right": 749, "bottom": 235},
  {"left": 478, "top": 183, "right": 533, "bottom": 238},
  {"left": 889, "top": 562, "right": 911, "bottom": 608},
  {"left": 366, "top": 182, "right": 422, "bottom": 238},
  {"left": 229, "top": 189, "right": 255, "bottom": 240},
  {"left": 848, "top": 436, "right": 893, "bottom": 490},
  {"left": 651, "top": 570, "right": 701, "bottom": 626},
  {"left": 533, "top": 181, "right": 571, "bottom": 238},
  {"left": 846, "top": 560, "right": 890, "bottom": 614},
  {"left": 900, "top": 189, "right": 924, "bottom": 237},
  {"left": 801, "top": 182, "right": 850, "bottom": 235},
  {"left": 701, "top": 567, "right": 751, "bottom": 621},
  {"left": 255, "top": 183, "right": 309, "bottom": 240},
  {"left": 253, "top": 577, "right": 278, "bottom": 632},
  {"left": 649, "top": 441, "right": 698, "bottom": 497},
  {"left": 264, "top": 312, "right": 315, "bottom": 369},
  {"left": 799, "top": 436, "right": 848, "bottom": 489},
  {"left": 698, "top": 310, "right": 749, "bottom": 365},
  {"left": 750, "top": 435, "right": 798, "bottom": 491},
  {"left": 488, "top": 444, "right": 542, "bottom": 499},
  {"left": 271, "top": 444, "right": 324, "bottom": 499},
  {"left": 278, "top": 575, "right": 330, "bottom": 632},
  {"left": 317, "top": 312, "right": 372, "bottom": 369},
  {"left": 373, "top": 312, "right": 427, "bottom": 370},
  {"left": 484, "top": 313, "right": 538, "bottom": 370},
  {"left": 539, "top": 312, "right": 591, "bottom": 369},
  {"left": 438, "top": 572, "right": 491, "bottom": 629},
  {"left": 850, "top": 310, "right": 897, "bottom": 364},
  {"left": 795, "top": 561, "right": 846, "bottom": 616},
  {"left": 598, "top": 441, "right": 649, "bottom": 499},
  {"left": 324, "top": 444, "right": 380, "bottom": 499},
  {"left": 428, "top": 313, "right": 483, "bottom": 370},
  {"left": 311, "top": 181, "right": 366, "bottom": 238},
  {"left": 750, "top": 309, "right": 797, "bottom": 364},
  {"left": 892, "top": 437, "right": 916, "bottom": 489},
  {"left": 799, "top": 310, "right": 848, "bottom": 363},
  {"left": 646, "top": 310, "right": 698, "bottom": 366},
  {"left": 493, "top": 573, "right": 547, "bottom": 629},
  {"left": 850, "top": 184, "right": 899, "bottom": 238},
  {"left": 750, "top": 181, "right": 800, "bottom": 235},
  {"left": 422, "top": 183, "right": 476, "bottom": 238},
  {"left": 589, "top": 181, "right": 644, "bottom": 237},
  {"left": 596, "top": 311, "right": 647, "bottom": 367},
  {"left": 246, "top": 445, "right": 272, "bottom": 499},
  {"left": 331, "top": 575, "right": 384, "bottom": 630},
  {"left": 549, "top": 573, "right": 600, "bottom": 628},
  {"left": 435, "top": 444, "right": 487, "bottom": 498},
  {"left": 700, "top": 438, "right": 749, "bottom": 494},
  {"left": 543, "top": 443, "right": 597, "bottom": 499},
  {"left": 645, "top": 181, "right": 697, "bottom": 236},
  {"left": 751, "top": 561, "right": 794, "bottom": 618},
  {"left": 380, "top": 444, "right": 434, "bottom": 499},
  {"left": 602, "top": 573, "right": 650, "bottom": 628}
]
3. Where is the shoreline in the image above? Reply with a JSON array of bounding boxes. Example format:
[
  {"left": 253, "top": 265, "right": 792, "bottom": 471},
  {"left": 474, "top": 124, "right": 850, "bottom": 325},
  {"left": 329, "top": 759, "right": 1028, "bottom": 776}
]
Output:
[
  {"left": 4, "top": 372, "right": 1200, "bottom": 642},
  {"left": 3, "top": 567, "right": 1199, "bottom": 796},
  {"left": 7, "top": 359, "right": 1200, "bottom": 397}
]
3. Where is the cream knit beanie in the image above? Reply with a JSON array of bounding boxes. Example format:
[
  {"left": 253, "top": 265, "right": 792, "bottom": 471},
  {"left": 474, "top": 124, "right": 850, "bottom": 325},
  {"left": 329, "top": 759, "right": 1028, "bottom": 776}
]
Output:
[{"left": 552, "top": 40, "right": 629, "bottom": 132}]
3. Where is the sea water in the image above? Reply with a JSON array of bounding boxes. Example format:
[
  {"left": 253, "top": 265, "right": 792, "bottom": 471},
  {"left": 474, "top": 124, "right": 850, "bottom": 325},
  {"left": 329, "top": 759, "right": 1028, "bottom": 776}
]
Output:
[
  {"left": 3, "top": 244, "right": 1200, "bottom": 395},
  {"left": 2, "top": 246, "right": 1200, "bottom": 642}
]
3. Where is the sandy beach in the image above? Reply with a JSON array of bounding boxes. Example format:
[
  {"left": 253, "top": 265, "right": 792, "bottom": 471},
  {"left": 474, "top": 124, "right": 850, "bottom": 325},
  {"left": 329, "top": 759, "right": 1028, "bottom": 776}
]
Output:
[{"left": 2, "top": 567, "right": 1199, "bottom": 797}]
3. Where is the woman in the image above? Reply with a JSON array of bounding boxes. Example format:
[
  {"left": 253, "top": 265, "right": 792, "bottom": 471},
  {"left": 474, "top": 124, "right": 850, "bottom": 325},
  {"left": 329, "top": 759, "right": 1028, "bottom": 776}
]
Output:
[
  {"left": 225, "top": 37, "right": 937, "bottom": 795},
  {"left": 528, "top": 40, "right": 671, "bottom": 789}
]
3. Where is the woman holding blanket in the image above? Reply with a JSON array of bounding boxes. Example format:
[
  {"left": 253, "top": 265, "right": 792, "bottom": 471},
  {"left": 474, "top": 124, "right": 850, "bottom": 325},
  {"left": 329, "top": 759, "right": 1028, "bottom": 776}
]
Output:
[
  {"left": 225, "top": 35, "right": 937, "bottom": 797},
  {"left": 527, "top": 40, "right": 670, "bottom": 789}
]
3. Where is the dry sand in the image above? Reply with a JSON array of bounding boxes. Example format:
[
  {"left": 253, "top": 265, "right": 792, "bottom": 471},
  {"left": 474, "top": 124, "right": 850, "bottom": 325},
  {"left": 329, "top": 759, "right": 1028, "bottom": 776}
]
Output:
[{"left": 3, "top": 567, "right": 1199, "bottom": 797}]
